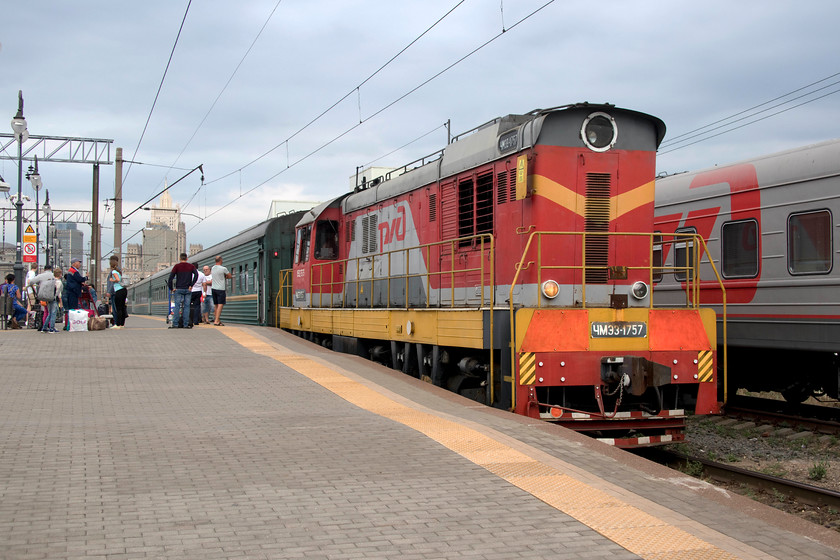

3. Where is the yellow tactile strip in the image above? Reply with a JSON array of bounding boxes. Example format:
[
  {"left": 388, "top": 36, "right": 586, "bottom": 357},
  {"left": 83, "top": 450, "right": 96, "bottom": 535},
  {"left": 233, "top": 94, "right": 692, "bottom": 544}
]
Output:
[{"left": 220, "top": 327, "right": 768, "bottom": 560}]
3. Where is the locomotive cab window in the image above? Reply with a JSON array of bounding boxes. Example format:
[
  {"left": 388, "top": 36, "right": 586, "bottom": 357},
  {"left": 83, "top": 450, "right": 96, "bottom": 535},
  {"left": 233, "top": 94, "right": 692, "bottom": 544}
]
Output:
[
  {"left": 314, "top": 220, "right": 339, "bottom": 260},
  {"left": 295, "top": 225, "right": 312, "bottom": 264},
  {"left": 722, "top": 219, "right": 759, "bottom": 278},
  {"left": 788, "top": 210, "right": 832, "bottom": 274},
  {"left": 674, "top": 227, "right": 696, "bottom": 282}
]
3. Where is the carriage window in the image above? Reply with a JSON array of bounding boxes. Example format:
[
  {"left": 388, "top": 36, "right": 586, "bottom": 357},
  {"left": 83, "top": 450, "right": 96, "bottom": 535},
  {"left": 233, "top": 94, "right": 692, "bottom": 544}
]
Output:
[
  {"left": 674, "top": 227, "right": 696, "bottom": 282},
  {"left": 788, "top": 210, "right": 832, "bottom": 274},
  {"left": 244, "top": 264, "right": 249, "bottom": 292},
  {"left": 652, "top": 233, "right": 663, "bottom": 283},
  {"left": 314, "top": 220, "right": 339, "bottom": 260},
  {"left": 253, "top": 261, "right": 258, "bottom": 293},
  {"left": 295, "top": 225, "right": 312, "bottom": 264},
  {"left": 722, "top": 220, "right": 759, "bottom": 278}
]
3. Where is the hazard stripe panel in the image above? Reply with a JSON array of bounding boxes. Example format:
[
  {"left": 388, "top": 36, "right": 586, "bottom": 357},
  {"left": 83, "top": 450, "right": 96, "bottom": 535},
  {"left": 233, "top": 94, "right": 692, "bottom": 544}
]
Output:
[
  {"left": 221, "top": 327, "right": 751, "bottom": 560},
  {"left": 519, "top": 352, "right": 536, "bottom": 385},
  {"left": 698, "top": 350, "right": 714, "bottom": 383}
]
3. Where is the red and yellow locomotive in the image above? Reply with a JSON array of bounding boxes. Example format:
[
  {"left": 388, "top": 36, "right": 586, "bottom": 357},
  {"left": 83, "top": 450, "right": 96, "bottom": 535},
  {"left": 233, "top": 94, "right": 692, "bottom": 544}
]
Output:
[{"left": 278, "top": 103, "right": 722, "bottom": 447}]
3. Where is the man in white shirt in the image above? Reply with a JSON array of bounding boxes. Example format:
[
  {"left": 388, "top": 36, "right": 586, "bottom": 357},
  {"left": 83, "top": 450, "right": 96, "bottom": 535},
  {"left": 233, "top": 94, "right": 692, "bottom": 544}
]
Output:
[
  {"left": 210, "top": 255, "right": 232, "bottom": 326},
  {"left": 189, "top": 263, "right": 206, "bottom": 328},
  {"left": 200, "top": 265, "right": 214, "bottom": 324}
]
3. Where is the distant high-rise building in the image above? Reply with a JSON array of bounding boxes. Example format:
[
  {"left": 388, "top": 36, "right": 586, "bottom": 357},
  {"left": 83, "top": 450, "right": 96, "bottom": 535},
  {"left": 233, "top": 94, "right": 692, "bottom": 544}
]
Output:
[
  {"left": 141, "top": 187, "right": 187, "bottom": 274},
  {"left": 54, "top": 222, "right": 84, "bottom": 271},
  {"left": 189, "top": 243, "right": 203, "bottom": 257},
  {"left": 142, "top": 223, "right": 179, "bottom": 272}
]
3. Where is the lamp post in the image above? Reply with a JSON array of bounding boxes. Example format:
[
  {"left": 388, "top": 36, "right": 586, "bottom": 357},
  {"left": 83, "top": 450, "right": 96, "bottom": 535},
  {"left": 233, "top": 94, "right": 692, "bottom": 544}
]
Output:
[
  {"left": 42, "top": 190, "right": 52, "bottom": 267},
  {"left": 26, "top": 154, "right": 42, "bottom": 269},
  {"left": 10, "top": 90, "right": 29, "bottom": 290}
]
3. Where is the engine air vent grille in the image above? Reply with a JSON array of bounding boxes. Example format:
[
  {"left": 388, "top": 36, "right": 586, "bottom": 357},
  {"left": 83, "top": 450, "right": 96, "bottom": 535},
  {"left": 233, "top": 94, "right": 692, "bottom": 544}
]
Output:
[{"left": 585, "top": 173, "right": 611, "bottom": 283}]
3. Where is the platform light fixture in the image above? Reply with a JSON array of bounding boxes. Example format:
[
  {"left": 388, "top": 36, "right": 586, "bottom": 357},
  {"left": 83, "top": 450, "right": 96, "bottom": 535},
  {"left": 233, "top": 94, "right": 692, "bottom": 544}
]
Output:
[{"left": 10, "top": 89, "right": 28, "bottom": 289}]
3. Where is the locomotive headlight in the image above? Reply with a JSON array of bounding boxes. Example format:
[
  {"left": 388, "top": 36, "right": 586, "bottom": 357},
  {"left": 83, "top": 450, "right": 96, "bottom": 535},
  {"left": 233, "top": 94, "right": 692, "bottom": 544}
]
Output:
[
  {"left": 541, "top": 279, "right": 560, "bottom": 299},
  {"left": 631, "top": 281, "right": 649, "bottom": 300},
  {"left": 581, "top": 112, "right": 618, "bottom": 152}
]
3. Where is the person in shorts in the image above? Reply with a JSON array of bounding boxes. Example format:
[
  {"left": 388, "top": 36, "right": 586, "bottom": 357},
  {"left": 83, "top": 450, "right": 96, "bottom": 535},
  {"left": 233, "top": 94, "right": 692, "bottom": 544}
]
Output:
[{"left": 210, "top": 255, "right": 231, "bottom": 326}]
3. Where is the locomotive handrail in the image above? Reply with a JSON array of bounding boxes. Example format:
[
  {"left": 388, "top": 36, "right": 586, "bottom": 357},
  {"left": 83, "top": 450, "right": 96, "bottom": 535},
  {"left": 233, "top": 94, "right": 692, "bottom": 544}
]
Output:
[
  {"left": 305, "top": 233, "right": 495, "bottom": 310},
  {"left": 273, "top": 268, "right": 294, "bottom": 327},
  {"left": 507, "top": 230, "right": 727, "bottom": 409}
]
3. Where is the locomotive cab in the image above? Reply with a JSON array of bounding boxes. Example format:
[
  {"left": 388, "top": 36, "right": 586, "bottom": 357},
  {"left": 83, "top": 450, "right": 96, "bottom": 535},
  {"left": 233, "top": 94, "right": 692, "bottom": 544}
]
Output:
[{"left": 292, "top": 197, "right": 345, "bottom": 309}]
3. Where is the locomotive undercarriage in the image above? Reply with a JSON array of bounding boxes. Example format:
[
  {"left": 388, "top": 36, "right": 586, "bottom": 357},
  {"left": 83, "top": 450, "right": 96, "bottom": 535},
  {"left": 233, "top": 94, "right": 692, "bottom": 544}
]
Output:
[
  {"left": 727, "top": 346, "right": 840, "bottom": 404},
  {"left": 527, "top": 357, "right": 699, "bottom": 446},
  {"left": 290, "top": 330, "right": 501, "bottom": 405}
]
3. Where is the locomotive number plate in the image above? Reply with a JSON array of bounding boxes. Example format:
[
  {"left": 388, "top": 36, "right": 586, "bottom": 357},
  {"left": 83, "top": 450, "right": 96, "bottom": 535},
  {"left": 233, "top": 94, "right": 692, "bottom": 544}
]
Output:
[{"left": 590, "top": 321, "right": 647, "bottom": 338}]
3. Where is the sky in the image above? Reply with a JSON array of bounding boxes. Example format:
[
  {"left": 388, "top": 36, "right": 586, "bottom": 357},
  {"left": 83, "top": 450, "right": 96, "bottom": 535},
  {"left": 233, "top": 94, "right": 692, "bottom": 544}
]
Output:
[{"left": 1, "top": 0, "right": 839, "bottom": 262}]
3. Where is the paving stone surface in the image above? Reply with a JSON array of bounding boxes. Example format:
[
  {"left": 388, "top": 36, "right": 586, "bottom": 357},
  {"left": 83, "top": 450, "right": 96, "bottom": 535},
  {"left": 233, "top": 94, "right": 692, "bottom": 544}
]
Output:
[{"left": 0, "top": 317, "right": 837, "bottom": 560}]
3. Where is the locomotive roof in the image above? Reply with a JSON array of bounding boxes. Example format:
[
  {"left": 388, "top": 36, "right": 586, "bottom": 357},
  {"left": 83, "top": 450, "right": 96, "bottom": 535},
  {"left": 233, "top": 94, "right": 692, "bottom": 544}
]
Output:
[{"left": 342, "top": 103, "right": 664, "bottom": 214}]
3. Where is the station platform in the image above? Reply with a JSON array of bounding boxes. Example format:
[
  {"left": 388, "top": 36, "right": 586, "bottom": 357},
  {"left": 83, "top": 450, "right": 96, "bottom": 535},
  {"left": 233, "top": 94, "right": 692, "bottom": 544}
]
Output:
[{"left": 0, "top": 316, "right": 838, "bottom": 559}]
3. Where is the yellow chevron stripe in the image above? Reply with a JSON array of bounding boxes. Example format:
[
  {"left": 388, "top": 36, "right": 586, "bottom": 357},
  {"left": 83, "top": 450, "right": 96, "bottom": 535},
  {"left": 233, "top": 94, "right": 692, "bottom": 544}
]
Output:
[
  {"left": 698, "top": 350, "right": 714, "bottom": 383},
  {"left": 531, "top": 175, "right": 654, "bottom": 220},
  {"left": 519, "top": 352, "right": 536, "bottom": 386}
]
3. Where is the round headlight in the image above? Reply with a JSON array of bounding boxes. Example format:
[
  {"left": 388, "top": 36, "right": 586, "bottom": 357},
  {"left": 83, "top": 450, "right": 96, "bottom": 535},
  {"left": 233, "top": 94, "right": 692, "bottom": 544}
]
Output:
[
  {"left": 581, "top": 112, "right": 617, "bottom": 152},
  {"left": 631, "top": 281, "right": 649, "bottom": 300},
  {"left": 541, "top": 280, "right": 560, "bottom": 299}
]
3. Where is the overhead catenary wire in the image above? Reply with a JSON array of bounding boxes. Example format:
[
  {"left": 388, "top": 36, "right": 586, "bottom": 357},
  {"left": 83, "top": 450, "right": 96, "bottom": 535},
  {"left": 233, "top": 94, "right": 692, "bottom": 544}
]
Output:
[
  {"left": 659, "top": 72, "right": 840, "bottom": 154},
  {"left": 148, "top": 0, "right": 285, "bottom": 205},
  {"left": 203, "top": 0, "right": 468, "bottom": 188},
  {"left": 659, "top": 85, "right": 840, "bottom": 156},
  {"left": 122, "top": 0, "right": 193, "bottom": 188},
  {"left": 189, "top": 0, "right": 557, "bottom": 232}
]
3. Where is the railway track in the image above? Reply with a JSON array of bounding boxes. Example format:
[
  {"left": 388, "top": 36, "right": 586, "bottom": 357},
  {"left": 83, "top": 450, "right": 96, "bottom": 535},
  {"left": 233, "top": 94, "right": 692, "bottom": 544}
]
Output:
[
  {"left": 640, "top": 448, "right": 840, "bottom": 510},
  {"left": 726, "top": 394, "right": 840, "bottom": 436}
]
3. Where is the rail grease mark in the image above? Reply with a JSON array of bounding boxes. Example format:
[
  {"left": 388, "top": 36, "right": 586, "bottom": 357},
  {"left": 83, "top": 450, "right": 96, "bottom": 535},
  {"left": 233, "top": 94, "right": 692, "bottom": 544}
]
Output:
[{"left": 221, "top": 326, "right": 765, "bottom": 560}]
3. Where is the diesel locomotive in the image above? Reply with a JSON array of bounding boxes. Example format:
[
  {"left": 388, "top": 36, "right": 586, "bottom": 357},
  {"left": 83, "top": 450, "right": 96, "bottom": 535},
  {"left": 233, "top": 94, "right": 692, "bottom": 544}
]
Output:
[{"left": 276, "top": 103, "right": 723, "bottom": 447}]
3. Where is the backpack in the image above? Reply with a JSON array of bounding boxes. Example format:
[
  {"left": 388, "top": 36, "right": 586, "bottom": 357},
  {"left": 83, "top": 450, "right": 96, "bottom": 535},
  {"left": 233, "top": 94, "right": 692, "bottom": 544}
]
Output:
[{"left": 37, "top": 276, "right": 56, "bottom": 302}]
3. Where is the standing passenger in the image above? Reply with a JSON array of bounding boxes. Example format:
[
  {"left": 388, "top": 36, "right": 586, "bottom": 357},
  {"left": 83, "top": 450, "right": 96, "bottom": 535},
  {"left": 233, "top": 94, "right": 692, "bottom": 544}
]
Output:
[
  {"left": 45, "top": 268, "right": 63, "bottom": 333},
  {"left": 189, "top": 263, "right": 205, "bottom": 328},
  {"left": 210, "top": 255, "right": 231, "bottom": 326},
  {"left": 107, "top": 256, "right": 128, "bottom": 329},
  {"left": 167, "top": 253, "right": 198, "bottom": 329},
  {"left": 64, "top": 259, "right": 87, "bottom": 310},
  {"left": 200, "top": 265, "right": 214, "bottom": 324},
  {"left": 30, "top": 265, "right": 57, "bottom": 332}
]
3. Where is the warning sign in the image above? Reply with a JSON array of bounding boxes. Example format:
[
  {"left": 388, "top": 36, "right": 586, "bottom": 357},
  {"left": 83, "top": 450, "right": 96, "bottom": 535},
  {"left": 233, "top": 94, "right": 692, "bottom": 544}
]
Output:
[{"left": 23, "top": 242, "right": 36, "bottom": 263}]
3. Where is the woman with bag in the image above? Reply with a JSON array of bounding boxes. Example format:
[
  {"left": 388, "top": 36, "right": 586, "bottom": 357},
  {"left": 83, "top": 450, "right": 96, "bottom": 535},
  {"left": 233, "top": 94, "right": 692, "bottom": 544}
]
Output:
[{"left": 106, "top": 256, "right": 128, "bottom": 329}]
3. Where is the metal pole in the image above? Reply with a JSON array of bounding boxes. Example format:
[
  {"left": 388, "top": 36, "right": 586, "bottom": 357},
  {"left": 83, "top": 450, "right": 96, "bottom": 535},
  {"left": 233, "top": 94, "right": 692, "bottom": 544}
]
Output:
[
  {"left": 91, "top": 163, "right": 100, "bottom": 290},
  {"left": 114, "top": 147, "right": 123, "bottom": 267},
  {"left": 14, "top": 134, "right": 23, "bottom": 290},
  {"left": 44, "top": 190, "right": 51, "bottom": 267},
  {"left": 34, "top": 180, "right": 39, "bottom": 269}
]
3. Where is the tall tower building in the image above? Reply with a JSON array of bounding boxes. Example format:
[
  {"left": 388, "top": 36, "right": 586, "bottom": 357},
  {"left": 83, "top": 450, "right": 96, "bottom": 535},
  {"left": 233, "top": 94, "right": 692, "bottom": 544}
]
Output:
[{"left": 54, "top": 222, "right": 84, "bottom": 271}]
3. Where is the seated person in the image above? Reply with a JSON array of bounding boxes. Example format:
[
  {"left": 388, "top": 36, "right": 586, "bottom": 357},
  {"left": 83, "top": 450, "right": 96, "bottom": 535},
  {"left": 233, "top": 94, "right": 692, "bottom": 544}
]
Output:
[{"left": 2, "top": 274, "right": 28, "bottom": 328}]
